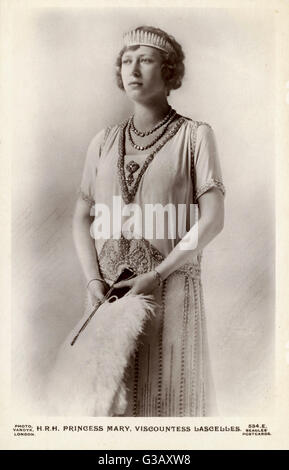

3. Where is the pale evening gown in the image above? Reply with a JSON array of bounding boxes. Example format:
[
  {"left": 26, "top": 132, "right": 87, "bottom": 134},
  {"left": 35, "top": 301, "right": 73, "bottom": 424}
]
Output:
[{"left": 79, "top": 115, "right": 225, "bottom": 417}]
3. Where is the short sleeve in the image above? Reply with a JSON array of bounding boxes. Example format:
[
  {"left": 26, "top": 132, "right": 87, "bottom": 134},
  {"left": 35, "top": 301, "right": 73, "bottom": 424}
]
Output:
[
  {"left": 79, "top": 128, "right": 107, "bottom": 207},
  {"left": 194, "top": 124, "right": 225, "bottom": 200}
]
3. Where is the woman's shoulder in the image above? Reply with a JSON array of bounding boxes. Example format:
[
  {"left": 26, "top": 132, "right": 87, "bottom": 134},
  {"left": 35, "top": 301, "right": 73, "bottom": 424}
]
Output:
[
  {"left": 87, "top": 121, "right": 124, "bottom": 153},
  {"left": 180, "top": 116, "right": 215, "bottom": 147},
  {"left": 181, "top": 115, "right": 213, "bottom": 132},
  {"left": 89, "top": 124, "right": 116, "bottom": 142},
  {"left": 90, "top": 118, "right": 126, "bottom": 138},
  {"left": 96, "top": 119, "right": 128, "bottom": 142}
]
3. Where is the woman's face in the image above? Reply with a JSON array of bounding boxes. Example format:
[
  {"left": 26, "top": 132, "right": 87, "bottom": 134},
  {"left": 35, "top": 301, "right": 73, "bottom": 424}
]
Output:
[{"left": 120, "top": 46, "right": 167, "bottom": 103}]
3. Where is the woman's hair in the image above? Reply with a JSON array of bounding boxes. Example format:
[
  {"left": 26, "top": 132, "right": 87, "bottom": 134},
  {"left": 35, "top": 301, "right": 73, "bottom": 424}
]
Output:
[{"left": 115, "top": 26, "right": 185, "bottom": 96}]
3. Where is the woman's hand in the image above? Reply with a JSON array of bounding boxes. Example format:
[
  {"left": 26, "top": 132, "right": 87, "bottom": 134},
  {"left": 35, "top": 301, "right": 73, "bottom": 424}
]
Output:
[
  {"left": 114, "top": 271, "right": 160, "bottom": 296},
  {"left": 87, "top": 279, "right": 109, "bottom": 305}
]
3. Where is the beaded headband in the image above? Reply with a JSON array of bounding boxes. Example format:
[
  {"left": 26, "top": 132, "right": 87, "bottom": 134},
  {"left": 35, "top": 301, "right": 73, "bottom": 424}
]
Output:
[{"left": 123, "top": 29, "right": 174, "bottom": 54}]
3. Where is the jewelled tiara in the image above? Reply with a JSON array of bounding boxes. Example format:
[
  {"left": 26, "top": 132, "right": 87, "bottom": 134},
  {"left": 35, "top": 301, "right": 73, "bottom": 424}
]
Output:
[{"left": 123, "top": 29, "right": 174, "bottom": 54}]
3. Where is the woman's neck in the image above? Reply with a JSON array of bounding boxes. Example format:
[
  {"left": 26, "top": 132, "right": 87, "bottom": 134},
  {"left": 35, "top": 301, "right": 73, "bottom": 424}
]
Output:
[{"left": 132, "top": 99, "right": 171, "bottom": 132}]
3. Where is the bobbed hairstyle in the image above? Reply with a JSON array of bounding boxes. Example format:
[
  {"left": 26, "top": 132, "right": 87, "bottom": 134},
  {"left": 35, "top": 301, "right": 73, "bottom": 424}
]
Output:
[{"left": 115, "top": 26, "right": 185, "bottom": 96}]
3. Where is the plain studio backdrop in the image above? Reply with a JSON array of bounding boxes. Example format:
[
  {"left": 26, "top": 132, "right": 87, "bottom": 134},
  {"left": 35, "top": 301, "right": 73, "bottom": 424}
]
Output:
[{"left": 11, "top": 7, "right": 275, "bottom": 416}]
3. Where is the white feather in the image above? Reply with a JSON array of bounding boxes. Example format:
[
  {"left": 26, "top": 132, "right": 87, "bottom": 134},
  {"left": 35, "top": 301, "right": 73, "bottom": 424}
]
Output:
[{"left": 45, "top": 294, "right": 156, "bottom": 416}]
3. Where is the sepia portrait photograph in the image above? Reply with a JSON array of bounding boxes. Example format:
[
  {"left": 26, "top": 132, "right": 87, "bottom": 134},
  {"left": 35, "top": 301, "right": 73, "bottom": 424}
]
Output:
[{"left": 1, "top": 0, "right": 289, "bottom": 451}]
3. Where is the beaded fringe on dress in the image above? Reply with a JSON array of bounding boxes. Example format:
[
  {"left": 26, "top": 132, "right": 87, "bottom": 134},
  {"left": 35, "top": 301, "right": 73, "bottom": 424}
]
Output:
[{"left": 97, "top": 237, "right": 218, "bottom": 417}]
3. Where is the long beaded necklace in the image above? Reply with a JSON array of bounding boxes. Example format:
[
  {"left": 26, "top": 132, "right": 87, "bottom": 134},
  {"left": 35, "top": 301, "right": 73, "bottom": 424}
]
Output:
[
  {"left": 131, "top": 106, "right": 175, "bottom": 137},
  {"left": 127, "top": 110, "right": 177, "bottom": 152},
  {"left": 117, "top": 115, "right": 185, "bottom": 205}
]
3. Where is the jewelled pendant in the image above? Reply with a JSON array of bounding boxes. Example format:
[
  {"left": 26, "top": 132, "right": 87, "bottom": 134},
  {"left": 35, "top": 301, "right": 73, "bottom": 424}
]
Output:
[{"left": 126, "top": 160, "right": 140, "bottom": 186}]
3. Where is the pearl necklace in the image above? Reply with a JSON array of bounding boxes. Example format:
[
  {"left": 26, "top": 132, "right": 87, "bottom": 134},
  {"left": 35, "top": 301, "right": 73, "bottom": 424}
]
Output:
[
  {"left": 127, "top": 110, "right": 177, "bottom": 151},
  {"left": 117, "top": 115, "right": 185, "bottom": 204},
  {"left": 131, "top": 107, "right": 175, "bottom": 137}
]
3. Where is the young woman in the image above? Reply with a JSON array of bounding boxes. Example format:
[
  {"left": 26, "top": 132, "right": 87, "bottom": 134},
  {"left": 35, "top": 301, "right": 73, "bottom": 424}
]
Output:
[{"left": 73, "top": 26, "right": 225, "bottom": 417}]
